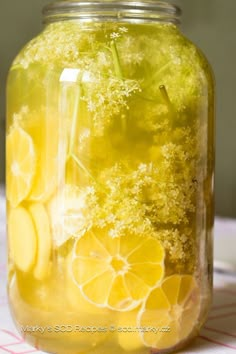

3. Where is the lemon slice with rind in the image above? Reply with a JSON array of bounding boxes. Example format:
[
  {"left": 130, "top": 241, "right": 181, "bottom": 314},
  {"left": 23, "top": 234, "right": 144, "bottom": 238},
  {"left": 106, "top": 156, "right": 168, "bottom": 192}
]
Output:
[
  {"left": 8, "top": 206, "right": 37, "bottom": 272},
  {"left": 29, "top": 203, "right": 52, "bottom": 280},
  {"left": 28, "top": 113, "right": 60, "bottom": 203},
  {"left": 6, "top": 126, "right": 36, "bottom": 207},
  {"left": 138, "top": 274, "right": 200, "bottom": 350},
  {"left": 71, "top": 229, "right": 164, "bottom": 311}
]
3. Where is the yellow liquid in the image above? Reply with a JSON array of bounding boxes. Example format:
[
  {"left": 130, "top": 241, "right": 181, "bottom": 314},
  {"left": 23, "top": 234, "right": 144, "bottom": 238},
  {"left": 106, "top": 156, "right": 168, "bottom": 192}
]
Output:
[{"left": 7, "top": 21, "right": 214, "bottom": 354}]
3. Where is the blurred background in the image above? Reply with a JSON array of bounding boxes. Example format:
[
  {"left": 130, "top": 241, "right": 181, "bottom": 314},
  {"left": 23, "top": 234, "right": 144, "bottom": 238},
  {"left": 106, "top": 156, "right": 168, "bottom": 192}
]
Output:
[{"left": 0, "top": 0, "right": 235, "bottom": 217}]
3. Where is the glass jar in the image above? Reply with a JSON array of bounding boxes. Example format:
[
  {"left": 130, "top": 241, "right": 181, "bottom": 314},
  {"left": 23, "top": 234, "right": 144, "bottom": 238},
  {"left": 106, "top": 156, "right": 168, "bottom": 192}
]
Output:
[{"left": 6, "top": 1, "right": 215, "bottom": 353}]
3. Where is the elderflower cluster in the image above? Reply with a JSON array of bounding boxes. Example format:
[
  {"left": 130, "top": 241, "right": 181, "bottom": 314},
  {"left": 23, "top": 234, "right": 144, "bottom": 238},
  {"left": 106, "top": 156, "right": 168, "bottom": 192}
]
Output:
[
  {"left": 82, "top": 77, "right": 141, "bottom": 135},
  {"left": 68, "top": 132, "right": 199, "bottom": 273}
]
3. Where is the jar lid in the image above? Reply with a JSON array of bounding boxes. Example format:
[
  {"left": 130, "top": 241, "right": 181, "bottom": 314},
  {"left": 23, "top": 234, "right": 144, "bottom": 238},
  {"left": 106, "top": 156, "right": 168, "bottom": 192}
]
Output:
[{"left": 43, "top": 1, "right": 181, "bottom": 24}]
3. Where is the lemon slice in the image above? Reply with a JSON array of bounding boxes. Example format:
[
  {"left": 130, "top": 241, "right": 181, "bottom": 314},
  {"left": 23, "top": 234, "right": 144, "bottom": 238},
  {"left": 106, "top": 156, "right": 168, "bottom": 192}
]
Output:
[
  {"left": 138, "top": 274, "right": 200, "bottom": 350},
  {"left": 67, "top": 252, "right": 113, "bottom": 318},
  {"left": 71, "top": 229, "right": 164, "bottom": 311},
  {"left": 59, "top": 254, "right": 111, "bottom": 351},
  {"left": 29, "top": 120, "right": 60, "bottom": 203},
  {"left": 29, "top": 203, "right": 52, "bottom": 280},
  {"left": 6, "top": 126, "right": 36, "bottom": 207},
  {"left": 22, "top": 112, "right": 61, "bottom": 203},
  {"left": 118, "top": 307, "right": 143, "bottom": 352},
  {"left": 30, "top": 156, "right": 59, "bottom": 202},
  {"left": 8, "top": 207, "right": 37, "bottom": 272},
  {"left": 48, "top": 184, "right": 90, "bottom": 247}
]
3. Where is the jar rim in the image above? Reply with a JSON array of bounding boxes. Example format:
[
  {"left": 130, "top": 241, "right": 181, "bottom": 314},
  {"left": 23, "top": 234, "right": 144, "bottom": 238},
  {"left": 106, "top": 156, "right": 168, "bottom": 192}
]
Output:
[{"left": 43, "top": 1, "right": 181, "bottom": 25}]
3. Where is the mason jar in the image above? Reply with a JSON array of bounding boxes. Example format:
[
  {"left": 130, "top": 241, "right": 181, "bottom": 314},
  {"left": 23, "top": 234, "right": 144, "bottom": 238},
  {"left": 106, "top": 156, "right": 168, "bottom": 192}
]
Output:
[{"left": 6, "top": 1, "right": 215, "bottom": 353}]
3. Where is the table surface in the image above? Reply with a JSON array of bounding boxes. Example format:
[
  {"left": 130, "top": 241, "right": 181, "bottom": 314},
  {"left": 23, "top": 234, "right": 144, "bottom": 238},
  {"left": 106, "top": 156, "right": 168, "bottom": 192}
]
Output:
[{"left": 0, "top": 187, "right": 236, "bottom": 354}]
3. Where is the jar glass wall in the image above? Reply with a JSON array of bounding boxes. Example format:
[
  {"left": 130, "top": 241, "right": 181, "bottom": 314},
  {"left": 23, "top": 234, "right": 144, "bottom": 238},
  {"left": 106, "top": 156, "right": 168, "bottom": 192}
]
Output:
[{"left": 6, "top": 1, "right": 215, "bottom": 353}]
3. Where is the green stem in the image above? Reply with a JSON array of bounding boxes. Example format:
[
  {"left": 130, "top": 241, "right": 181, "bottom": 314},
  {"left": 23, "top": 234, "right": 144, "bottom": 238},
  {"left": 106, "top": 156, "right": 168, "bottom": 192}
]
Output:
[
  {"left": 143, "top": 61, "right": 172, "bottom": 91},
  {"left": 70, "top": 153, "right": 94, "bottom": 180},
  {"left": 66, "top": 84, "right": 94, "bottom": 180},
  {"left": 109, "top": 40, "right": 129, "bottom": 134},
  {"left": 159, "top": 85, "right": 173, "bottom": 113},
  {"left": 121, "top": 114, "right": 127, "bottom": 133},
  {"left": 110, "top": 40, "right": 123, "bottom": 80},
  {"left": 159, "top": 85, "right": 175, "bottom": 129},
  {"left": 69, "top": 84, "right": 81, "bottom": 155}
]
